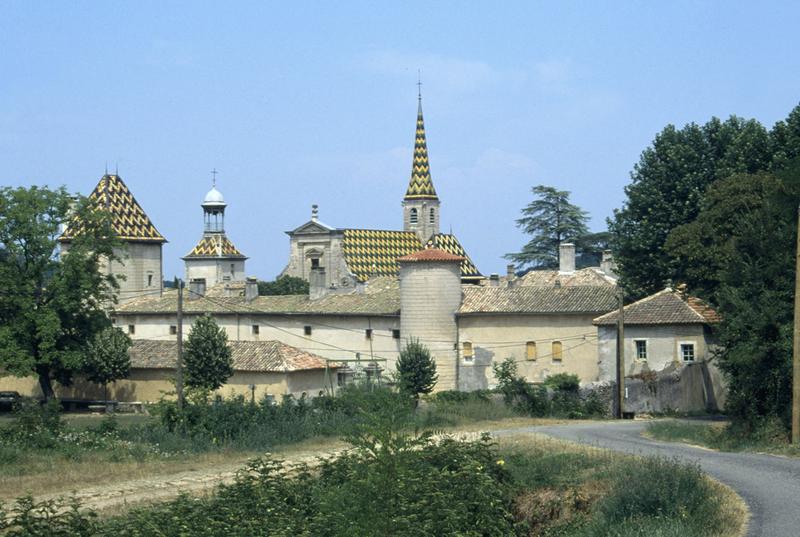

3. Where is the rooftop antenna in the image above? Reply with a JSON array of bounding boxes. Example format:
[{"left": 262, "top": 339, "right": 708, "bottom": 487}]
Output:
[{"left": 211, "top": 168, "right": 218, "bottom": 187}]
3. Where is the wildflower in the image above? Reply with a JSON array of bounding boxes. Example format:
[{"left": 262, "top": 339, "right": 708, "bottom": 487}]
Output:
[{"left": 496, "top": 459, "right": 505, "bottom": 466}]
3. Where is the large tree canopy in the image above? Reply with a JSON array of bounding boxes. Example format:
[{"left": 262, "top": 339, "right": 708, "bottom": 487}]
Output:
[
  {"left": 184, "top": 314, "right": 233, "bottom": 392},
  {"left": 505, "top": 185, "right": 590, "bottom": 270},
  {"left": 0, "top": 186, "right": 120, "bottom": 399}
]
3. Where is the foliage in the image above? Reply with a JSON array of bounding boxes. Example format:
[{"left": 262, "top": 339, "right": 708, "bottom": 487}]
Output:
[
  {"left": 1, "top": 399, "right": 63, "bottom": 449},
  {"left": 493, "top": 358, "right": 550, "bottom": 416},
  {"left": 505, "top": 185, "right": 591, "bottom": 270},
  {"left": 395, "top": 338, "right": 438, "bottom": 402},
  {"left": 608, "top": 116, "right": 773, "bottom": 299},
  {"left": 544, "top": 373, "right": 580, "bottom": 393},
  {"left": 82, "top": 326, "right": 131, "bottom": 388},
  {"left": 184, "top": 314, "right": 233, "bottom": 392},
  {"left": 0, "top": 186, "right": 120, "bottom": 399},
  {"left": 647, "top": 417, "right": 798, "bottom": 455},
  {"left": 256, "top": 275, "right": 309, "bottom": 296}
]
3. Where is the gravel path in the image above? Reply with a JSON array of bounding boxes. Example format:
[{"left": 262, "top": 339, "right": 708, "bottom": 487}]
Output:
[{"left": 496, "top": 420, "right": 800, "bottom": 537}]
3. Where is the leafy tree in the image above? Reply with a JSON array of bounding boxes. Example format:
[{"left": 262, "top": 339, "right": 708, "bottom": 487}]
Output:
[
  {"left": 395, "top": 339, "right": 437, "bottom": 403},
  {"left": 575, "top": 230, "right": 612, "bottom": 269},
  {"left": 184, "top": 314, "right": 233, "bottom": 392},
  {"left": 0, "top": 186, "right": 119, "bottom": 400},
  {"left": 257, "top": 275, "right": 310, "bottom": 296},
  {"left": 609, "top": 116, "right": 772, "bottom": 299},
  {"left": 83, "top": 326, "right": 132, "bottom": 401},
  {"left": 505, "top": 185, "right": 590, "bottom": 270}
]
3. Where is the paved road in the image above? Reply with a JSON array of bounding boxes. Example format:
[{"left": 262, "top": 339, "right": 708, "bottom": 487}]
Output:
[{"left": 494, "top": 421, "right": 800, "bottom": 537}]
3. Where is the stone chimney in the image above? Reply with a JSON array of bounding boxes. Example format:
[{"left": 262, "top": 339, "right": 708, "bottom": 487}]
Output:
[
  {"left": 188, "top": 278, "right": 206, "bottom": 300},
  {"left": 489, "top": 273, "right": 500, "bottom": 287},
  {"left": 311, "top": 204, "right": 319, "bottom": 222},
  {"left": 559, "top": 243, "right": 576, "bottom": 274},
  {"left": 600, "top": 250, "right": 617, "bottom": 278},
  {"left": 309, "top": 267, "right": 327, "bottom": 300},
  {"left": 506, "top": 264, "right": 516, "bottom": 288},
  {"left": 245, "top": 276, "right": 258, "bottom": 302}
]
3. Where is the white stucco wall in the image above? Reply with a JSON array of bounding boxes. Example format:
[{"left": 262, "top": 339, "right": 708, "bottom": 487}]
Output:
[{"left": 185, "top": 257, "right": 246, "bottom": 288}]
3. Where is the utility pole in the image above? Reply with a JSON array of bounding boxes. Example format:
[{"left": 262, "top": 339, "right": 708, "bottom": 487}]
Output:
[
  {"left": 793, "top": 205, "right": 800, "bottom": 444},
  {"left": 175, "top": 278, "right": 185, "bottom": 410},
  {"left": 616, "top": 288, "right": 625, "bottom": 419}
]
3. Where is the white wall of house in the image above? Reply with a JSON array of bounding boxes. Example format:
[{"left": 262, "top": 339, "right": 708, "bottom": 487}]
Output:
[
  {"left": 185, "top": 258, "right": 246, "bottom": 288},
  {"left": 458, "top": 313, "right": 601, "bottom": 390},
  {"left": 597, "top": 323, "right": 709, "bottom": 382}
]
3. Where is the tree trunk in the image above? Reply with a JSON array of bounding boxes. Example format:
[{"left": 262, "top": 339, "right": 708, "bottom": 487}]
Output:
[{"left": 37, "top": 369, "right": 55, "bottom": 401}]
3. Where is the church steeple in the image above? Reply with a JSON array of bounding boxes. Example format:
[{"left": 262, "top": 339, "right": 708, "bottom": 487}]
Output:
[
  {"left": 403, "top": 90, "right": 441, "bottom": 242},
  {"left": 404, "top": 96, "right": 439, "bottom": 201}
]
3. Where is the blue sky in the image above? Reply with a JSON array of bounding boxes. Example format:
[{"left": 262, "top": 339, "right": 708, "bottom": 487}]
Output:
[{"left": 3, "top": 1, "right": 799, "bottom": 280}]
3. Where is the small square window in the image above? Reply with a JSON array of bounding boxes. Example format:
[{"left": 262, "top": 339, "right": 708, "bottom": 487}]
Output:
[
  {"left": 304, "top": 325, "right": 312, "bottom": 336},
  {"left": 392, "top": 329, "right": 401, "bottom": 339},
  {"left": 128, "top": 325, "right": 135, "bottom": 335},
  {"left": 635, "top": 340, "right": 647, "bottom": 361},
  {"left": 252, "top": 325, "right": 260, "bottom": 335},
  {"left": 169, "top": 325, "right": 177, "bottom": 335},
  {"left": 680, "top": 343, "right": 695, "bottom": 362},
  {"left": 365, "top": 328, "right": 373, "bottom": 339}
]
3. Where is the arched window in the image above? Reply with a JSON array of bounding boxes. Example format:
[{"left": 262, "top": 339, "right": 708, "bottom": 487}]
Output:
[
  {"left": 462, "top": 341, "right": 473, "bottom": 360},
  {"left": 429, "top": 207, "right": 436, "bottom": 224},
  {"left": 526, "top": 341, "right": 537, "bottom": 361},
  {"left": 552, "top": 341, "right": 563, "bottom": 362},
  {"left": 410, "top": 208, "right": 418, "bottom": 224}
]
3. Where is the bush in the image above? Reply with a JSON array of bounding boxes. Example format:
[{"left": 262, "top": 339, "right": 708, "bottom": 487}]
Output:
[
  {"left": 0, "top": 399, "right": 63, "bottom": 449},
  {"left": 544, "top": 373, "right": 580, "bottom": 393}
]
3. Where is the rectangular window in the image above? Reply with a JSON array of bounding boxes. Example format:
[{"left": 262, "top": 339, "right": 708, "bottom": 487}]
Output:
[
  {"left": 147, "top": 274, "right": 153, "bottom": 287},
  {"left": 526, "top": 341, "right": 537, "bottom": 361},
  {"left": 680, "top": 343, "right": 695, "bottom": 362},
  {"left": 304, "top": 325, "right": 312, "bottom": 336},
  {"left": 365, "top": 328, "right": 373, "bottom": 340},
  {"left": 552, "top": 341, "right": 562, "bottom": 362},
  {"left": 392, "top": 329, "right": 401, "bottom": 339},
  {"left": 169, "top": 325, "right": 177, "bottom": 335},
  {"left": 462, "top": 341, "right": 473, "bottom": 360},
  {"left": 252, "top": 325, "right": 260, "bottom": 335},
  {"left": 635, "top": 340, "right": 647, "bottom": 361},
  {"left": 128, "top": 324, "right": 135, "bottom": 335}
]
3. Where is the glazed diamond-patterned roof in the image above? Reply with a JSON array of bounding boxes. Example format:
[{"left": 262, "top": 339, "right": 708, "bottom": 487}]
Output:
[
  {"left": 426, "top": 234, "right": 483, "bottom": 282},
  {"left": 342, "top": 229, "right": 423, "bottom": 282},
  {"left": 60, "top": 174, "right": 165, "bottom": 242},
  {"left": 185, "top": 234, "right": 246, "bottom": 258},
  {"left": 404, "top": 99, "right": 438, "bottom": 201}
]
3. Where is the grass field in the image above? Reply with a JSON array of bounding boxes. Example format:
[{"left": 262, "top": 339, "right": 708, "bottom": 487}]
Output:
[{"left": 645, "top": 419, "right": 800, "bottom": 457}]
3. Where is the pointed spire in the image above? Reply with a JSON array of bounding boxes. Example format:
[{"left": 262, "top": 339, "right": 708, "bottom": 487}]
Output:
[{"left": 404, "top": 90, "right": 438, "bottom": 201}]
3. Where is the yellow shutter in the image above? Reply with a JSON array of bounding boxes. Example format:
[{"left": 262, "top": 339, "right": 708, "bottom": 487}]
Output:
[
  {"left": 552, "top": 341, "right": 563, "bottom": 362},
  {"left": 526, "top": 341, "right": 537, "bottom": 360},
  {"left": 463, "top": 341, "right": 473, "bottom": 359}
]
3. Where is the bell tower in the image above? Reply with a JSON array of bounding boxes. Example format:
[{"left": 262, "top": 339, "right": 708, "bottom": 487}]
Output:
[{"left": 402, "top": 91, "right": 440, "bottom": 242}]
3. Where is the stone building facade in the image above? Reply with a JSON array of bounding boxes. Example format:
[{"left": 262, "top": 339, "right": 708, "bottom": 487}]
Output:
[{"left": 59, "top": 174, "right": 166, "bottom": 304}]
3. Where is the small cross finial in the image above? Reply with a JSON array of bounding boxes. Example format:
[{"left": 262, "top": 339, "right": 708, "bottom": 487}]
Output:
[
  {"left": 211, "top": 168, "right": 218, "bottom": 187},
  {"left": 417, "top": 69, "right": 422, "bottom": 100}
]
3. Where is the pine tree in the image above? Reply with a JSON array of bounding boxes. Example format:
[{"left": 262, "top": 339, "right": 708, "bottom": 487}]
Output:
[
  {"left": 184, "top": 314, "right": 233, "bottom": 392},
  {"left": 396, "top": 339, "right": 438, "bottom": 403},
  {"left": 505, "top": 185, "right": 589, "bottom": 270}
]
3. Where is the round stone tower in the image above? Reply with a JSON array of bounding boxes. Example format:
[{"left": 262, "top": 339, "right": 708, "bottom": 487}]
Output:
[{"left": 398, "top": 248, "right": 464, "bottom": 391}]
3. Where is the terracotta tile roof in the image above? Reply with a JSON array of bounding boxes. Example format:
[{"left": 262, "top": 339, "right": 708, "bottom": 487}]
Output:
[
  {"left": 116, "top": 282, "right": 400, "bottom": 316},
  {"left": 397, "top": 248, "right": 464, "bottom": 263},
  {"left": 129, "top": 339, "right": 334, "bottom": 372},
  {"left": 404, "top": 99, "right": 438, "bottom": 201},
  {"left": 593, "top": 288, "right": 720, "bottom": 326},
  {"left": 425, "top": 234, "right": 484, "bottom": 281},
  {"left": 60, "top": 174, "right": 166, "bottom": 243},
  {"left": 459, "top": 285, "right": 618, "bottom": 315},
  {"left": 519, "top": 268, "right": 616, "bottom": 287},
  {"left": 184, "top": 234, "right": 246, "bottom": 258}
]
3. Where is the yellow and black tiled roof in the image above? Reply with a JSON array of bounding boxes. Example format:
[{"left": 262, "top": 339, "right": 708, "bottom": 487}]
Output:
[
  {"left": 404, "top": 100, "right": 439, "bottom": 201},
  {"left": 426, "top": 234, "right": 483, "bottom": 282},
  {"left": 341, "top": 229, "right": 482, "bottom": 283},
  {"left": 185, "top": 234, "right": 246, "bottom": 258},
  {"left": 60, "top": 174, "right": 166, "bottom": 242},
  {"left": 342, "top": 229, "right": 423, "bottom": 282}
]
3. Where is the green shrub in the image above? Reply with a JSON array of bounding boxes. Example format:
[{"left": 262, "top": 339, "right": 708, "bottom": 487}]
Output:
[
  {"left": 544, "top": 373, "right": 580, "bottom": 393},
  {"left": 1, "top": 399, "right": 63, "bottom": 449}
]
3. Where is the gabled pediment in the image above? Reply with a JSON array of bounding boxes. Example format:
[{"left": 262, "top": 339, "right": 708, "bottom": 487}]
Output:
[{"left": 287, "top": 220, "right": 335, "bottom": 235}]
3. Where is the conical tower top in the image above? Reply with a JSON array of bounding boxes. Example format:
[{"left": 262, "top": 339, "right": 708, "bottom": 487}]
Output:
[{"left": 404, "top": 95, "right": 438, "bottom": 201}]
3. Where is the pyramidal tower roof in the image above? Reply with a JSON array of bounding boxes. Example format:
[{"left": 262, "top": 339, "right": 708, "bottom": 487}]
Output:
[
  {"left": 60, "top": 174, "right": 166, "bottom": 243},
  {"left": 404, "top": 96, "right": 439, "bottom": 201}
]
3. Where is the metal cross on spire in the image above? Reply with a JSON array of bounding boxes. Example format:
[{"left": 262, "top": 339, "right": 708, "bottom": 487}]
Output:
[
  {"left": 417, "top": 69, "right": 423, "bottom": 100},
  {"left": 211, "top": 168, "right": 218, "bottom": 187}
]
